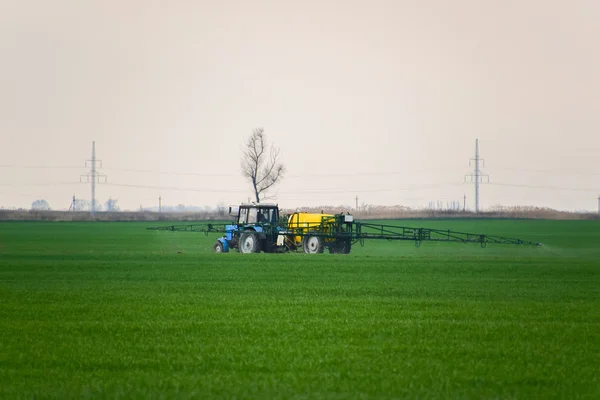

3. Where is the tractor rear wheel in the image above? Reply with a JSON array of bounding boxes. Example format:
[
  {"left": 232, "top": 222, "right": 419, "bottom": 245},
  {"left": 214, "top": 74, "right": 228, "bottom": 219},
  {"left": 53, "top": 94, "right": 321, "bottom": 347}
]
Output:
[
  {"left": 303, "top": 234, "right": 324, "bottom": 254},
  {"left": 239, "top": 232, "right": 260, "bottom": 254}
]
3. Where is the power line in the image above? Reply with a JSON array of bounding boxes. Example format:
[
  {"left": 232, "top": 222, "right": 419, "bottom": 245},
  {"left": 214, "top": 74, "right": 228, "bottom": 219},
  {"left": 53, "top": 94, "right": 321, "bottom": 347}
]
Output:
[
  {"left": 5, "top": 163, "right": 600, "bottom": 180},
  {"left": 286, "top": 168, "right": 458, "bottom": 179},
  {"left": 105, "top": 183, "right": 246, "bottom": 193},
  {"left": 4, "top": 160, "right": 600, "bottom": 178},
  {"left": 283, "top": 184, "right": 462, "bottom": 194},
  {"left": 0, "top": 178, "right": 595, "bottom": 196},
  {"left": 497, "top": 167, "right": 600, "bottom": 176},
  {"left": 103, "top": 182, "right": 460, "bottom": 195},
  {"left": 0, "top": 180, "right": 459, "bottom": 195},
  {"left": 492, "top": 183, "right": 599, "bottom": 192},
  {"left": 103, "top": 167, "right": 238, "bottom": 178},
  {"left": 104, "top": 167, "right": 453, "bottom": 179},
  {"left": 1, "top": 164, "right": 459, "bottom": 179},
  {"left": 0, "top": 182, "right": 77, "bottom": 187},
  {"left": 0, "top": 165, "right": 82, "bottom": 169},
  {"left": 0, "top": 191, "right": 47, "bottom": 198},
  {"left": 102, "top": 180, "right": 600, "bottom": 195}
]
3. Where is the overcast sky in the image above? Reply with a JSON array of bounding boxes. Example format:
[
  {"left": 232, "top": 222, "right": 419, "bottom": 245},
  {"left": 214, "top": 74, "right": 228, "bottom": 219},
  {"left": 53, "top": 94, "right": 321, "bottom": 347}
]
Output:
[{"left": 1, "top": 0, "right": 599, "bottom": 212}]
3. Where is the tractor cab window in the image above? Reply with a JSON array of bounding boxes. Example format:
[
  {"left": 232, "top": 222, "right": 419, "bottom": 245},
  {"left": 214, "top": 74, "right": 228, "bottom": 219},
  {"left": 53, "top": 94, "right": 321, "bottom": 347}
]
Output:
[
  {"left": 238, "top": 208, "right": 246, "bottom": 224},
  {"left": 258, "top": 208, "right": 278, "bottom": 224},
  {"left": 238, "top": 206, "right": 278, "bottom": 224},
  {"left": 238, "top": 207, "right": 258, "bottom": 224},
  {"left": 248, "top": 208, "right": 258, "bottom": 223},
  {"left": 238, "top": 208, "right": 248, "bottom": 224}
]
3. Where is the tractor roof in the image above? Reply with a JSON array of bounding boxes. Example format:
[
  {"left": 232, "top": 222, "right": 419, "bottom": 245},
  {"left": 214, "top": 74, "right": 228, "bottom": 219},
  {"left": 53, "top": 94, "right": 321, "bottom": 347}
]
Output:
[{"left": 239, "top": 202, "right": 278, "bottom": 208}]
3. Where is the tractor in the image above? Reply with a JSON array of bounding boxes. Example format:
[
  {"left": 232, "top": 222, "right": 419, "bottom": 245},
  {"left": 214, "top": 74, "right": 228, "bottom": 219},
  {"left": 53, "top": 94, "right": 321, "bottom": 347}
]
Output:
[{"left": 212, "top": 203, "right": 354, "bottom": 254}]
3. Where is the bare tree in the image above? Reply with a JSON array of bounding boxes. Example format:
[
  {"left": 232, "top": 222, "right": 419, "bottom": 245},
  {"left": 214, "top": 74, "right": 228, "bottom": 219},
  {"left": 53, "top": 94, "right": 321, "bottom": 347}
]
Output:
[
  {"left": 31, "top": 199, "right": 51, "bottom": 210},
  {"left": 216, "top": 200, "right": 227, "bottom": 217},
  {"left": 241, "top": 128, "right": 285, "bottom": 203},
  {"left": 74, "top": 199, "right": 90, "bottom": 211},
  {"left": 105, "top": 198, "right": 120, "bottom": 212}
]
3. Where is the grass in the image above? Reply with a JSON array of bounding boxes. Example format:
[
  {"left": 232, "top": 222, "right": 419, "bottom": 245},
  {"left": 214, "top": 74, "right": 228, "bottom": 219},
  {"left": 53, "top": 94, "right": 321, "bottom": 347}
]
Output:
[{"left": 0, "top": 220, "right": 599, "bottom": 399}]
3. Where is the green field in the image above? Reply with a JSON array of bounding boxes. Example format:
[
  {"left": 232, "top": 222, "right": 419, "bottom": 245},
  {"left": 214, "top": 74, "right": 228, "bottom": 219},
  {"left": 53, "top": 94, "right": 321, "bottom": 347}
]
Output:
[{"left": 1, "top": 219, "right": 599, "bottom": 399}]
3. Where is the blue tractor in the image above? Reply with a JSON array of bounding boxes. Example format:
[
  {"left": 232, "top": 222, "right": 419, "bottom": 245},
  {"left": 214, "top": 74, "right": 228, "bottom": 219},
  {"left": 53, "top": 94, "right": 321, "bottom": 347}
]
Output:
[{"left": 212, "top": 203, "right": 285, "bottom": 253}]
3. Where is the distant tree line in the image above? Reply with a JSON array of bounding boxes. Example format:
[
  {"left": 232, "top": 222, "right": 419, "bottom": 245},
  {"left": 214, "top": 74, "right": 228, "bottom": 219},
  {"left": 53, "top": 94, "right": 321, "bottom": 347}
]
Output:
[{"left": 31, "top": 198, "right": 120, "bottom": 212}]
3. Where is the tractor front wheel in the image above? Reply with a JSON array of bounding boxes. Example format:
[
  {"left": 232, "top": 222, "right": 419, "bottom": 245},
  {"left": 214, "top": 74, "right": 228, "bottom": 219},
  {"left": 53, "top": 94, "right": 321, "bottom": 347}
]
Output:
[
  {"left": 212, "top": 241, "right": 224, "bottom": 253},
  {"left": 239, "top": 232, "right": 260, "bottom": 254},
  {"left": 303, "top": 234, "right": 324, "bottom": 254}
]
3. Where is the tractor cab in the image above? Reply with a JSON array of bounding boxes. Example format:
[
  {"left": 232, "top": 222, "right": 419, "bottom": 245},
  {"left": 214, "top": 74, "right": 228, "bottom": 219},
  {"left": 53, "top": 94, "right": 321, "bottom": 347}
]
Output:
[{"left": 232, "top": 203, "right": 279, "bottom": 226}]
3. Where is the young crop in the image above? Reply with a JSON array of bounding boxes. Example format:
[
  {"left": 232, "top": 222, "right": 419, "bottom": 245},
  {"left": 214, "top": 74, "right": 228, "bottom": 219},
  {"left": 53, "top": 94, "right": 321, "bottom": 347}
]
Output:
[{"left": 0, "top": 220, "right": 599, "bottom": 398}]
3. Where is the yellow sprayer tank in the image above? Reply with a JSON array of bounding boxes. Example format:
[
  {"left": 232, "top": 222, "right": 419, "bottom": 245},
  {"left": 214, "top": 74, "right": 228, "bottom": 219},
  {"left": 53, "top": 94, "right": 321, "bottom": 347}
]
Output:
[{"left": 285, "top": 212, "right": 333, "bottom": 246}]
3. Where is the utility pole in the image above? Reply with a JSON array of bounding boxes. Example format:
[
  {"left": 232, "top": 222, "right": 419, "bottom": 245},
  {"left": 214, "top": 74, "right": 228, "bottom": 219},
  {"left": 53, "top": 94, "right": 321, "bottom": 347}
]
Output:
[
  {"left": 463, "top": 194, "right": 466, "bottom": 212},
  {"left": 464, "top": 139, "right": 489, "bottom": 213},
  {"left": 91, "top": 141, "right": 96, "bottom": 214},
  {"left": 355, "top": 195, "right": 359, "bottom": 211},
  {"left": 68, "top": 194, "right": 76, "bottom": 211},
  {"left": 80, "top": 141, "right": 107, "bottom": 217}
]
